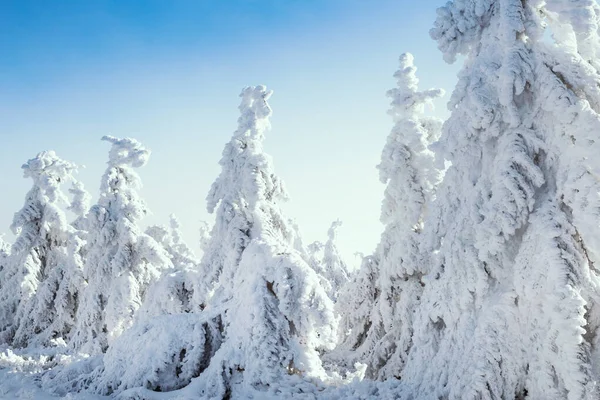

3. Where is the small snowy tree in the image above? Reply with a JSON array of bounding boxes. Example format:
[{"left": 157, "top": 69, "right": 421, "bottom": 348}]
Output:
[
  {"left": 0, "top": 151, "right": 85, "bottom": 347},
  {"left": 330, "top": 253, "right": 379, "bottom": 375},
  {"left": 332, "top": 53, "right": 444, "bottom": 379},
  {"left": 395, "top": 1, "right": 600, "bottom": 399},
  {"left": 322, "top": 220, "right": 350, "bottom": 301},
  {"left": 198, "top": 221, "right": 211, "bottom": 255},
  {"left": 146, "top": 214, "right": 198, "bottom": 269},
  {"left": 70, "top": 136, "right": 172, "bottom": 355},
  {"left": 307, "top": 221, "right": 351, "bottom": 302},
  {"left": 140, "top": 215, "right": 199, "bottom": 318}
]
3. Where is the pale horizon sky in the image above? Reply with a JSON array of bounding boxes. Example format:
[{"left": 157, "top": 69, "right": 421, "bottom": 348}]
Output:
[{"left": 0, "top": 0, "right": 460, "bottom": 265}]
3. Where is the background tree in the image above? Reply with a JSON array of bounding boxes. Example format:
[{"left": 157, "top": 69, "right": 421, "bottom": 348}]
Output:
[
  {"left": 332, "top": 53, "right": 443, "bottom": 380},
  {"left": 307, "top": 220, "right": 351, "bottom": 302}
]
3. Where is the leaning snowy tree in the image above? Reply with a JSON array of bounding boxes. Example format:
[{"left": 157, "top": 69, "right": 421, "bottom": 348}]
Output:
[
  {"left": 92, "top": 86, "right": 338, "bottom": 399},
  {"left": 395, "top": 1, "right": 600, "bottom": 399},
  {"left": 0, "top": 151, "right": 86, "bottom": 347},
  {"left": 70, "top": 136, "right": 172, "bottom": 355},
  {"left": 332, "top": 53, "right": 444, "bottom": 380}
]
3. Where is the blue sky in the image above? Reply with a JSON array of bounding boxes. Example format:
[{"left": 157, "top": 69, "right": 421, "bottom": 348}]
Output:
[{"left": 0, "top": 0, "right": 459, "bottom": 263}]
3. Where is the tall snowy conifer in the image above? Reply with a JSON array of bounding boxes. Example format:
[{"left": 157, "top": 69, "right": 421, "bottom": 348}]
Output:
[
  {"left": 70, "top": 136, "right": 171, "bottom": 355},
  {"left": 181, "top": 85, "right": 338, "bottom": 398},
  {"left": 0, "top": 151, "right": 82, "bottom": 347},
  {"left": 333, "top": 53, "right": 444, "bottom": 380},
  {"left": 396, "top": 1, "right": 600, "bottom": 399}
]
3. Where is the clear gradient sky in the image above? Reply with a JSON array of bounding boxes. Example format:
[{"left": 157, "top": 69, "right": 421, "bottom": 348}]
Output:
[{"left": 0, "top": 0, "right": 460, "bottom": 265}]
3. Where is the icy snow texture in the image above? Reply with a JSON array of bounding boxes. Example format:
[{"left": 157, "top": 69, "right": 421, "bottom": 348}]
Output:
[{"left": 69, "top": 137, "right": 172, "bottom": 355}]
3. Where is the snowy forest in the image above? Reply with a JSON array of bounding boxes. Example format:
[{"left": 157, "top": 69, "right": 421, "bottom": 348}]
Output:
[{"left": 3, "top": 0, "right": 600, "bottom": 399}]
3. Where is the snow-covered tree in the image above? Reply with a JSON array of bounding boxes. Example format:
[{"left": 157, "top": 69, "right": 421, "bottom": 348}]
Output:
[
  {"left": 332, "top": 53, "right": 444, "bottom": 380},
  {"left": 0, "top": 151, "right": 85, "bottom": 347},
  {"left": 146, "top": 214, "right": 198, "bottom": 270},
  {"left": 68, "top": 180, "right": 91, "bottom": 229},
  {"left": 70, "top": 136, "right": 172, "bottom": 355},
  {"left": 198, "top": 221, "right": 211, "bottom": 254},
  {"left": 182, "top": 86, "right": 337, "bottom": 397},
  {"left": 330, "top": 253, "right": 379, "bottom": 374},
  {"left": 307, "top": 220, "right": 351, "bottom": 302},
  {"left": 322, "top": 220, "right": 350, "bottom": 301},
  {"left": 92, "top": 86, "right": 337, "bottom": 398},
  {"left": 140, "top": 215, "right": 199, "bottom": 318},
  {"left": 395, "top": 1, "right": 600, "bottom": 398},
  {"left": 0, "top": 235, "right": 11, "bottom": 333},
  {"left": 0, "top": 235, "right": 9, "bottom": 275}
]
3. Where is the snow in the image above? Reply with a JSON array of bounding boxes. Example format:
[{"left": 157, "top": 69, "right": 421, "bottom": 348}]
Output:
[{"left": 3, "top": 1, "right": 600, "bottom": 398}]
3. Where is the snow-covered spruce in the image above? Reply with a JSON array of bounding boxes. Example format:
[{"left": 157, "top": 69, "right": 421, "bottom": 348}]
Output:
[
  {"left": 332, "top": 53, "right": 444, "bottom": 380},
  {"left": 69, "top": 136, "right": 172, "bottom": 355},
  {"left": 198, "top": 220, "right": 211, "bottom": 255},
  {"left": 392, "top": 1, "right": 600, "bottom": 399},
  {"left": 138, "top": 215, "right": 200, "bottom": 318},
  {"left": 307, "top": 220, "right": 351, "bottom": 302},
  {"left": 93, "top": 86, "right": 338, "bottom": 398},
  {"left": 145, "top": 214, "right": 198, "bottom": 270},
  {"left": 0, "top": 151, "right": 88, "bottom": 348}
]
